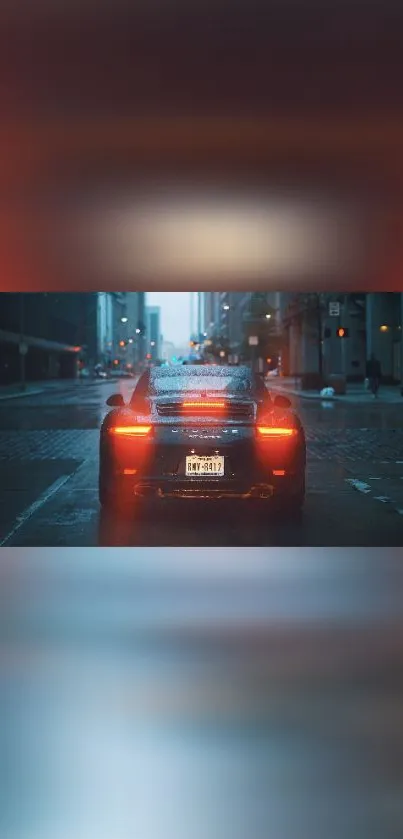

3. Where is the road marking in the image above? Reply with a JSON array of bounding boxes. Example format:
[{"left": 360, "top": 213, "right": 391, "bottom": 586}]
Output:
[
  {"left": 0, "top": 474, "right": 72, "bottom": 546},
  {"left": 373, "top": 496, "right": 391, "bottom": 503},
  {"left": 345, "top": 479, "right": 372, "bottom": 494}
]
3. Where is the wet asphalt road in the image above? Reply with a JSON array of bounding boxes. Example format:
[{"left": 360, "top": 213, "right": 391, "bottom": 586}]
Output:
[{"left": 0, "top": 378, "right": 402, "bottom": 546}]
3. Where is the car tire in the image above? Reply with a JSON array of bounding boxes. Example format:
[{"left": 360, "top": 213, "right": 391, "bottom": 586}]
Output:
[
  {"left": 99, "top": 473, "right": 133, "bottom": 518},
  {"left": 276, "top": 476, "right": 306, "bottom": 519}
]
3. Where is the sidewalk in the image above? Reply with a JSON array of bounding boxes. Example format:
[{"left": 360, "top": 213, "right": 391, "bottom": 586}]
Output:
[
  {"left": 0, "top": 383, "right": 46, "bottom": 401},
  {"left": 0, "top": 376, "right": 124, "bottom": 401},
  {"left": 267, "top": 377, "right": 403, "bottom": 404}
]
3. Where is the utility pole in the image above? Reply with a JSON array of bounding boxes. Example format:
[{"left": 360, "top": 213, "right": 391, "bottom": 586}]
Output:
[
  {"left": 190, "top": 292, "right": 195, "bottom": 339},
  {"left": 315, "top": 293, "right": 323, "bottom": 382},
  {"left": 19, "top": 294, "right": 26, "bottom": 391},
  {"left": 197, "top": 292, "right": 202, "bottom": 343},
  {"left": 341, "top": 293, "right": 347, "bottom": 378}
]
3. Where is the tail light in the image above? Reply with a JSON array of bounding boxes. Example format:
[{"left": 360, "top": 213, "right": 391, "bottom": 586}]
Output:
[
  {"left": 109, "top": 425, "right": 152, "bottom": 437},
  {"left": 257, "top": 426, "right": 297, "bottom": 438}
]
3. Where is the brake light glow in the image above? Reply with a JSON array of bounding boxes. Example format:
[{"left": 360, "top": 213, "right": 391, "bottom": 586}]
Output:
[
  {"left": 109, "top": 425, "right": 151, "bottom": 436},
  {"left": 257, "top": 427, "right": 297, "bottom": 437},
  {"left": 182, "top": 401, "right": 226, "bottom": 409},
  {"left": 273, "top": 470, "right": 286, "bottom": 476}
]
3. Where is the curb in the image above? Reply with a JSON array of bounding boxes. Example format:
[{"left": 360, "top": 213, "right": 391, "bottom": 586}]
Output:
[
  {"left": 268, "top": 385, "right": 403, "bottom": 404},
  {"left": 268, "top": 385, "right": 339, "bottom": 402}
]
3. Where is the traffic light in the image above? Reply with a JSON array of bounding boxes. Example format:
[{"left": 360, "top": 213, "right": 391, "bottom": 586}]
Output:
[{"left": 337, "top": 327, "right": 349, "bottom": 338}]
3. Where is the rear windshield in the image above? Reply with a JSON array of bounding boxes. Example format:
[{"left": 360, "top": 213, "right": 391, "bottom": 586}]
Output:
[
  {"left": 151, "top": 376, "right": 253, "bottom": 395},
  {"left": 130, "top": 368, "right": 269, "bottom": 403}
]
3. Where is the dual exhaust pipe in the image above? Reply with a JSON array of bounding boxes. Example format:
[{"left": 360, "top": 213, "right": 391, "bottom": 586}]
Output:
[{"left": 134, "top": 483, "right": 274, "bottom": 500}]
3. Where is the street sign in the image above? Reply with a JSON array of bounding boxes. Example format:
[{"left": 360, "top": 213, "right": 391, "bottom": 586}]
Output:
[
  {"left": 329, "top": 302, "right": 340, "bottom": 317},
  {"left": 19, "top": 342, "right": 28, "bottom": 356},
  {"left": 248, "top": 336, "right": 259, "bottom": 346}
]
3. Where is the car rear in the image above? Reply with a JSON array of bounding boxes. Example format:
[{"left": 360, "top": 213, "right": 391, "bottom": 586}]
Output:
[{"left": 102, "top": 367, "right": 305, "bottom": 505}]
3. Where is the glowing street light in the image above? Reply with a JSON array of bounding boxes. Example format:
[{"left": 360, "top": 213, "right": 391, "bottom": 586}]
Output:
[
  {"left": 135, "top": 328, "right": 141, "bottom": 334},
  {"left": 121, "top": 317, "right": 128, "bottom": 324},
  {"left": 265, "top": 313, "right": 272, "bottom": 319},
  {"left": 223, "top": 304, "right": 230, "bottom": 311}
]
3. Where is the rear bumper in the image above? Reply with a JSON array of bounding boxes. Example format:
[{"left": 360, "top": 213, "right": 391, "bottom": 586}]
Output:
[
  {"left": 136, "top": 481, "right": 275, "bottom": 500},
  {"left": 109, "top": 473, "right": 304, "bottom": 501}
]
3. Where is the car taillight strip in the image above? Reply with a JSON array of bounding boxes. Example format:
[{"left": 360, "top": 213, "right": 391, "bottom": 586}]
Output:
[
  {"left": 257, "top": 427, "right": 297, "bottom": 437},
  {"left": 110, "top": 425, "right": 151, "bottom": 436},
  {"left": 182, "top": 401, "right": 226, "bottom": 409}
]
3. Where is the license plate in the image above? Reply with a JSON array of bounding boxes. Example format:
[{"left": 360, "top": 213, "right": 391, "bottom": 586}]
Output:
[{"left": 186, "top": 455, "right": 225, "bottom": 477}]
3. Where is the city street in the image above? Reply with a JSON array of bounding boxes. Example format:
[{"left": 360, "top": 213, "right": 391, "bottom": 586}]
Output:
[{"left": 0, "top": 378, "right": 402, "bottom": 547}]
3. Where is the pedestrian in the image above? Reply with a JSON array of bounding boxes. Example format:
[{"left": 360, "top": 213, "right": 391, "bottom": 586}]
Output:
[{"left": 366, "top": 352, "right": 381, "bottom": 398}]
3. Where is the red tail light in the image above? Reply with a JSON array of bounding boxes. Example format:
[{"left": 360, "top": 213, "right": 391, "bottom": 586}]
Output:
[
  {"left": 257, "top": 427, "right": 297, "bottom": 438},
  {"left": 109, "top": 425, "right": 152, "bottom": 437}
]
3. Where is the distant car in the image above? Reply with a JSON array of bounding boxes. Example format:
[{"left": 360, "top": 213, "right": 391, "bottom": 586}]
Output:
[
  {"left": 112, "top": 370, "right": 135, "bottom": 379},
  {"left": 99, "top": 365, "right": 306, "bottom": 517}
]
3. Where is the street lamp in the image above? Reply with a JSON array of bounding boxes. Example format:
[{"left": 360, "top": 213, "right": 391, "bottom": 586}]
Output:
[
  {"left": 223, "top": 304, "right": 230, "bottom": 311},
  {"left": 121, "top": 317, "right": 128, "bottom": 324},
  {"left": 265, "top": 313, "right": 272, "bottom": 320}
]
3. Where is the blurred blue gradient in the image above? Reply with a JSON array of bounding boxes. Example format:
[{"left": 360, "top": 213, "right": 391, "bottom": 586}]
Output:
[{"left": 1, "top": 547, "right": 403, "bottom": 839}]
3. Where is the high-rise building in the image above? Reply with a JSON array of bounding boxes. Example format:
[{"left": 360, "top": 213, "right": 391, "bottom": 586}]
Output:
[{"left": 145, "top": 305, "right": 161, "bottom": 361}]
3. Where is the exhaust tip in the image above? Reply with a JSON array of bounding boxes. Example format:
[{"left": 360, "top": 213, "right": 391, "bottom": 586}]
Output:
[{"left": 134, "top": 484, "right": 156, "bottom": 498}]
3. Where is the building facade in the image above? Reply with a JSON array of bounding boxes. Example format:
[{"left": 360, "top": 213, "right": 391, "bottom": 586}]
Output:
[
  {"left": 145, "top": 305, "right": 161, "bottom": 361},
  {"left": 0, "top": 293, "right": 94, "bottom": 383},
  {"left": 0, "top": 291, "right": 147, "bottom": 383},
  {"left": 280, "top": 292, "right": 402, "bottom": 384}
]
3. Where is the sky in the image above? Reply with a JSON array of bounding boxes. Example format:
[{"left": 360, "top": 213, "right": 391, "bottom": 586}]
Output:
[{"left": 147, "top": 292, "right": 192, "bottom": 346}]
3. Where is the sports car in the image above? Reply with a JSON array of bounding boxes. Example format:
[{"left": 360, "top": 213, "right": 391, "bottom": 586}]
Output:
[{"left": 99, "top": 365, "right": 306, "bottom": 516}]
